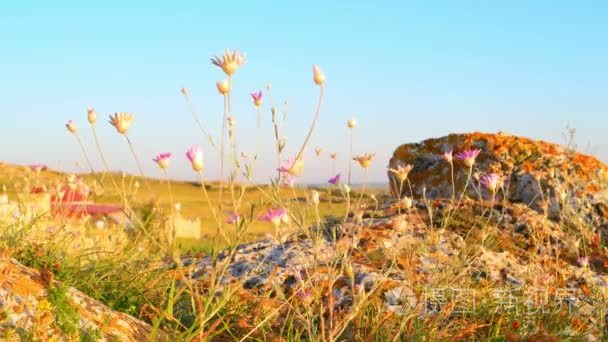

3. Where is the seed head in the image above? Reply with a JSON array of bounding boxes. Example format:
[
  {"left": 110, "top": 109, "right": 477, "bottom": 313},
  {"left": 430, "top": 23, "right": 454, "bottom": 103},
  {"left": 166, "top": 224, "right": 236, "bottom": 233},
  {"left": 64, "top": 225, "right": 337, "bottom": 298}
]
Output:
[
  {"left": 87, "top": 108, "right": 97, "bottom": 124},
  {"left": 313, "top": 64, "right": 325, "bottom": 86},
  {"left": 66, "top": 120, "right": 77, "bottom": 134},
  {"left": 347, "top": 118, "right": 357, "bottom": 129},
  {"left": 216, "top": 80, "right": 231, "bottom": 95}
]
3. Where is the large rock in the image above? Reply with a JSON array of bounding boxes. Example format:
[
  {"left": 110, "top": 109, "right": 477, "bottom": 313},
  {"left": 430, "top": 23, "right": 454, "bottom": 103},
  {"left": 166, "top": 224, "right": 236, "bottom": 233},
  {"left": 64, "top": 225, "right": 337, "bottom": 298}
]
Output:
[
  {"left": 388, "top": 132, "right": 608, "bottom": 213},
  {"left": 0, "top": 255, "right": 168, "bottom": 341}
]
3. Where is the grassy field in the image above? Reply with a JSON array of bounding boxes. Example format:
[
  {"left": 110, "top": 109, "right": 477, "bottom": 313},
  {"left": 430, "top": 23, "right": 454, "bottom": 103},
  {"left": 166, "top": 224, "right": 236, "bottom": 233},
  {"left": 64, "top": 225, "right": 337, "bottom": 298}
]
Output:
[{"left": 0, "top": 162, "right": 385, "bottom": 252}]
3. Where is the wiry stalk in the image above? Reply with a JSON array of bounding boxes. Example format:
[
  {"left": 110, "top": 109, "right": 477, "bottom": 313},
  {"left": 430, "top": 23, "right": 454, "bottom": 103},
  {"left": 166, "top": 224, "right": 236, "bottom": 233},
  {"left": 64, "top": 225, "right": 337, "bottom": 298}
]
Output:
[
  {"left": 450, "top": 161, "right": 456, "bottom": 202},
  {"left": 256, "top": 106, "right": 261, "bottom": 129},
  {"left": 397, "top": 178, "right": 405, "bottom": 215},
  {"left": 348, "top": 129, "right": 353, "bottom": 186},
  {"left": 271, "top": 107, "right": 282, "bottom": 182},
  {"left": 442, "top": 160, "right": 457, "bottom": 228},
  {"left": 73, "top": 133, "right": 103, "bottom": 187},
  {"left": 218, "top": 78, "right": 230, "bottom": 212},
  {"left": 459, "top": 165, "right": 474, "bottom": 202},
  {"left": 294, "top": 85, "right": 325, "bottom": 163},
  {"left": 198, "top": 172, "right": 229, "bottom": 246},
  {"left": 91, "top": 125, "right": 122, "bottom": 196},
  {"left": 124, "top": 134, "right": 153, "bottom": 194},
  {"left": 488, "top": 191, "right": 496, "bottom": 220},
  {"left": 182, "top": 91, "right": 217, "bottom": 149},
  {"left": 164, "top": 169, "right": 176, "bottom": 252},
  {"left": 216, "top": 76, "right": 233, "bottom": 244},
  {"left": 265, "top": 85, "right": 281, "bottom": 183},
  {"left": 354, "top": 169, "right": 369, "bottom": 217}
]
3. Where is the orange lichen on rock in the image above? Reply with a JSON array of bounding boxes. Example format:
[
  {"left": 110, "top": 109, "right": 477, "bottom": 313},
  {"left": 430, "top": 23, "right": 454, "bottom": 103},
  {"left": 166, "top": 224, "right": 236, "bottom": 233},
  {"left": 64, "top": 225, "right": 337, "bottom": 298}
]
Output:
[
  {"left": 388, "top": 132, "right": 608, "bottom": 214},
  {"left": 0, "top": 256, "right": 169, "bottom": 340}
]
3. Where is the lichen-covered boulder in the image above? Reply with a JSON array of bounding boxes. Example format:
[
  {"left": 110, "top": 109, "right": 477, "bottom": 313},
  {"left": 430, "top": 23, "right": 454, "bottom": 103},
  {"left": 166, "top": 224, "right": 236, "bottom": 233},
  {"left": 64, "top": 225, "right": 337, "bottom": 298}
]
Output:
[
  {"left": 0, "top": 255, "right": 168, "bottom": 341},
  {"left": 388, "top": 132, "right": 608, "bottom": 215}
]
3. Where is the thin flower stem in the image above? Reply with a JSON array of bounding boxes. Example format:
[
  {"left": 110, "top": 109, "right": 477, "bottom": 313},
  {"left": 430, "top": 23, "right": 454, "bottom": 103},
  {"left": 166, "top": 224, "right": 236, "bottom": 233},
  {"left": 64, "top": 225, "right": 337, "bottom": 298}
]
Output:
[
  {"left": 199, "top": 172, "right": 229, "bottom": 245},
  {"left": 91, "top": 125, "right": 122, "bottom": 197},
  {"left": 458, "top": 165, "right": 474, "bottom": 203},
  {"left": 355, "top": 169, "right": 368, "bottom": 215},
  {"left": 74, "top": 133, "right": 103, "bottom": 187},
  {"left": 182, "top": 92, "right": 217, "bottom": 150},
  {"left": 488, "top": 192, "right": 496, "bottom": 219},
  {"left": 124, "top": 134, "right": 154, "bottom": 194},
  {"left": 348, "top": 129, "right": 353, "bottom": 186},
  {"left": 228, "top": 126, "right": 240, "bottom": 245},
  {"left": 271, "top": 108, "right": 282, "bottom": 182},
  {"left": 442, "top": 161, "right": 457, "bottom": 228},
  {"left": 397, "top": 179, "right": 405, "bottom": 216},
  {"left": 256, "top": 106, "right": 261, "bottom": 129},
  {"left": 344, "top": 187, "right": 352, "bottom": 222},
  {"left": 406, "top": 179, "right": 425, "bottom": 224},
  {"left": 227, "top": 76, "right": 232, "bottom": 113},
  {"left": 295, "top": 85, "right": 325, "bottom": 162},
  {"left": 267, "top": 86, "right": 284, "bottom": 182},
  {"left": 164, "top": 169, "right": 176, "bottom": 252},
  {"left": 450, "top": 161, "right": 456, "bottom": 201},
  {"left": 218, "top": 77, "right": 231, "bottom": 212},
  {"left": 423, "top": 189, "right": 434, "bottom": 228}
]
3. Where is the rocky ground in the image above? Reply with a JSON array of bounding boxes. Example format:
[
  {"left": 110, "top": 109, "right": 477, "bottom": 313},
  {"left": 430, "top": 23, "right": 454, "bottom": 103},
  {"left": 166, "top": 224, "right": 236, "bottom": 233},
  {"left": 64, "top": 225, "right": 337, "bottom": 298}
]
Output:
[
  {"left": 0, "top": 253, "right": 169, "bottom": 341},
  {"left": 176, "top": 133, "right": 608, "bottom": 340},
  {"left": 1, "top": 132, "right": 607, "bottom": 340}
]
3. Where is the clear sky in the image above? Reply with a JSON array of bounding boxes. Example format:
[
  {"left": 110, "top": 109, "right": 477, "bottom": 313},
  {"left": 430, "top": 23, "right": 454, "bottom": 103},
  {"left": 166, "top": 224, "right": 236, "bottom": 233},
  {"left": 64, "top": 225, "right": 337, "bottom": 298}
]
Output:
[{"left": 1, "top": 1, "right": 606, "bottom": 184}]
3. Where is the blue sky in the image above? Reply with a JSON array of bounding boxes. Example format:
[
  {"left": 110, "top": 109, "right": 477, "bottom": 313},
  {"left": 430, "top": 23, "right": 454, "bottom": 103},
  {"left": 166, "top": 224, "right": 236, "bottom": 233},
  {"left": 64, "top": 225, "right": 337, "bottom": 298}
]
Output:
[{"left": 1, "top": 1, "right": 606, "bottom": 183}]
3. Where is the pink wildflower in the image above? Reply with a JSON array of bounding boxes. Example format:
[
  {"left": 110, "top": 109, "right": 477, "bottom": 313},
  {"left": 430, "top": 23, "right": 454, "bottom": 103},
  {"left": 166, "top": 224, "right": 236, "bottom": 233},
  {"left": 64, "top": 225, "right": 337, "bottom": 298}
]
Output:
[
  {"left": 480, "top": 173, "right": 503, "bottom": 194},
  {"left": 153, "top": 153, "right": 172, "bottom": 170},
  {"left": 456, "top": 149, "right": 481, "bottom": 168},
  {"left": 186, "top": 146, "right": 204, "bottom": 172},
  {"left": 250, "top": 91, "right": 263, "bottom": 107},
  {"left": 259, "top": 208, "right": 288, "bottom": 226},
  {"left": 328, "top": 173, "right": 341, "bottom": 185},
  {"left": 225, "top": 212, "right": 241, "bottom": 224},
  {"left": 442, "top": 150, "right": 454, "bottom": 163},
  {"left": 278, "top": 156, "right": 304, "bottom": 177}
]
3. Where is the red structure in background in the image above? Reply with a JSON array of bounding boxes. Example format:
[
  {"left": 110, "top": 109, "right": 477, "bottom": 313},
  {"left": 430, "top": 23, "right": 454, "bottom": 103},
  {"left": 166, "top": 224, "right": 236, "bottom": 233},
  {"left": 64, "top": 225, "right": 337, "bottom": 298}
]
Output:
[
  {"left": 49, "top": 185, "right": 122, "bottom": 218},
  {"left": 30, "top": 186, "right": 46, "bottom": 194}
]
